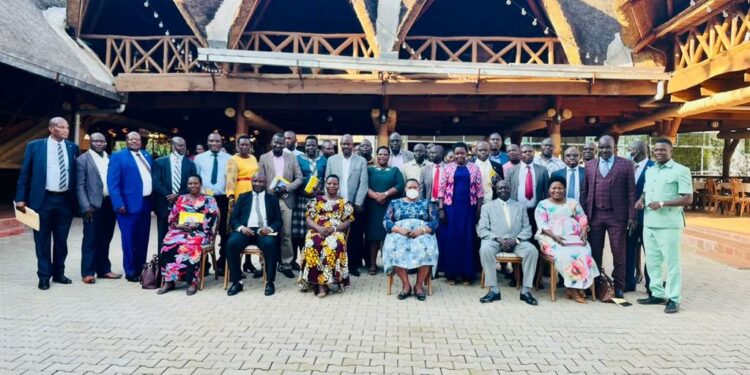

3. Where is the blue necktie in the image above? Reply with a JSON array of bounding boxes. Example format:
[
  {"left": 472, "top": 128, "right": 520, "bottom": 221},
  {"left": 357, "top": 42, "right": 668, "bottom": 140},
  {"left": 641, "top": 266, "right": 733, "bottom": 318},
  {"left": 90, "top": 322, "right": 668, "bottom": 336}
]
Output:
[
  {"left": 210, "top": 153, "right": 218, "bottom": 185},
  {"left": 567, "top": 169, "right": 576, "bottom": 199}
]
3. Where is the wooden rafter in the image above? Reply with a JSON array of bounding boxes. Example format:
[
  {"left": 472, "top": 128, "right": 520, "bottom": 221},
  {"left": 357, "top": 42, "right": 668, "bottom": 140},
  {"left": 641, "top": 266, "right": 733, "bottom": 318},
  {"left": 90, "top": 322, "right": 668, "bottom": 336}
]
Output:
[
  {"left": 394, "top": 0, "right": 431, "bottom": 52},
  {"left": 173, "top": 0, "right": 209, "bottom": 47},
  {"left": 539, "top": 0, "right": 581, "bottom": 64},
  {"left": 349, "top": 0, "right": 380, "bottom": 58},
  {"left": 227, "top": 0, "right": 260, "bottom": 49}
]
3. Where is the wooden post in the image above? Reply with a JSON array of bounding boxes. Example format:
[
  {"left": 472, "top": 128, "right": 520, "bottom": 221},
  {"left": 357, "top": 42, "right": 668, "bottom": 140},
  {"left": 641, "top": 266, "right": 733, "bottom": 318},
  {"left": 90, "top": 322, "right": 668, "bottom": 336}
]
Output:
[
  {"left": 510, "top": 131, "right": 523, "bottom": 146},
  {"left": 371, "top": 108, "right": 397, "bottom": 147},
  {"left": 722, "top": 138, "right": 740, "bottom": 179},
  {"left": 236, "top": 94, "right": 247, "bottom": 136},
  {"left": 546, "top": 120, "right": 561, "bottom": 157}
]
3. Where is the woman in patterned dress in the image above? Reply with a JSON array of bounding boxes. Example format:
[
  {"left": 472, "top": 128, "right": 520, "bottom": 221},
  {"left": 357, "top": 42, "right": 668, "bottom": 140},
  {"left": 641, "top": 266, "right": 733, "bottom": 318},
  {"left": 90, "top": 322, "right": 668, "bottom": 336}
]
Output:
[
  {"left": 157, "top": 175, "right": 218, "bottom": 296},
  {"left": 299, "top": 175, "right": 354, "bottom": 298},
  {"left": 382, "top": 179, "right": 439, "bottom": 301},
  {"left": 292, "top": 136, "right": 327, "bottom": 268},
  {"left": 535, "top": 175, "right": 599, "bottom": 303}
]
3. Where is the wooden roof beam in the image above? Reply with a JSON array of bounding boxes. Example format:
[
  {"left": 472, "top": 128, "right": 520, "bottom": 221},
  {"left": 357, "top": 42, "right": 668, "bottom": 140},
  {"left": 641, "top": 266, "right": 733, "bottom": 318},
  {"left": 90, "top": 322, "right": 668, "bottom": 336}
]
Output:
[
  {"left": 507, "top": 108, "right": 557, "bottom": 133},
  {"left": 539, "top": 0, "right": 581, "bottom": 64},
  {"left": 393, "top": 0, "right": 431, "bottom": 52},
  {"left": 668, "top": 41, "right": 750, "bottom": 93},
  {"left": 226, "top": 0, "right": 261, "bottom": 49},
  {"left": 173, "top": 0, "right": 209, "bottom": 47},
  {"left": 350, "top": 0, "right": 380, "bottom": 58},
  {"left": 66, "top": 0, "right": 89, "bottom": 37}
]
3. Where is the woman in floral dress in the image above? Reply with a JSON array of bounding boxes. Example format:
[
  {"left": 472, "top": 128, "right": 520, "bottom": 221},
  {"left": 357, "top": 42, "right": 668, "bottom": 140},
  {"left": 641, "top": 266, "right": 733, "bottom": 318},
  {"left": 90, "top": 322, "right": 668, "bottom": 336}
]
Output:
[
  {"left": 157, "top": 175, "right": 218, "bottom": 296},
  {"left": 535, "top": 175, "right": 599, "bottom": 303},
  {"left": 299, "top": 175, "right": 354, "bottom": 298},
  {"left": 382, "top": 179, "right": 439, "bottom": 301}
]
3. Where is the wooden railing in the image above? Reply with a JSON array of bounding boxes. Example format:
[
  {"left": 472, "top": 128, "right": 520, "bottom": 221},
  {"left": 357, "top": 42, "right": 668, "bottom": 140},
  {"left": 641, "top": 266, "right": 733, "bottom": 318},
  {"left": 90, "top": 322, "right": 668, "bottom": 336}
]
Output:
[
  {"left": 674, "top": 8, "right": 750, "bottom": 70},
  {"left": 235, "top": 31, "right": 375, "bottom": 74},
  {"left": 402, "top": 36, "right": 560, "bottom": 64},
  {"left": 81, "top": 35, "right": 203, "bottom": 74}
]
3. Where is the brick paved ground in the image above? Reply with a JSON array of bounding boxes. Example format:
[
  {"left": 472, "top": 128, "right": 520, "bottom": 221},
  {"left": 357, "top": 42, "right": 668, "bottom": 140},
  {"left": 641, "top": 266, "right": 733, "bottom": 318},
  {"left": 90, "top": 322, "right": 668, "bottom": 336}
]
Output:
[{"left": 1, "top": 218, "right": 749, "bottom": 374}]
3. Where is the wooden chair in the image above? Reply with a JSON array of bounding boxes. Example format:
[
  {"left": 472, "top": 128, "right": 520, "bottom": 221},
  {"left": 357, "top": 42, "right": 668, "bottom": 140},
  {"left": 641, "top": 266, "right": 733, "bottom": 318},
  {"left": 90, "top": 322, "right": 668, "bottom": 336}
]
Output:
[
  {"left": 730, "top": 179, "right": 750, "bottom": 217},
  {"left": 480, "top": 252, "right": 522, "bottom": 290},
  {"left": 707, "top": 179, "right": 732, "bottom": 215},
  {"left": 223, "top": 245, "right": 266, "bottom": 289},
  {"left": 691, "top": 179, "right": 708, "bottom": 211},
  {"left": 198, "top": 210, "right": 220, "bottom": 290},
  {"left": 535, "top": 255, "right": 596, "bottom": 302},
  {"left": 386, "top": 268, "right": 433, "bottom": 295}
]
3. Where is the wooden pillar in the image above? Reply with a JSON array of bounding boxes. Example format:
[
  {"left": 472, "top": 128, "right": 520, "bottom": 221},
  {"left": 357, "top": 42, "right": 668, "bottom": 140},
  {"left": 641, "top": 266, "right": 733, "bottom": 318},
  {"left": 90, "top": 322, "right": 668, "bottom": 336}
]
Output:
[
  {"left": 371, "top": 108, "right": 397, "bottom": 147},
  {"left": 510, "top": 131, "right": 523, "bottom": 146},
  {"left": 235, "top": 94, "right": 247, "bottom": 136},
  {"left": 546, "top": 120, "right": 561, "bottom": 157},
  {"left": 722, "top": 138, "right": 740, "bottom": 179}
]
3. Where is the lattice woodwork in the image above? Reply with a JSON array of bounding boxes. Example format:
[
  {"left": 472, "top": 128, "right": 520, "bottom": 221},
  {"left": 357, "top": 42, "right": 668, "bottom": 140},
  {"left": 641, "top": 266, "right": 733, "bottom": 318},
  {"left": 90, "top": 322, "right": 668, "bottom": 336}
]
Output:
[
  {"left": 674, "top": 8, "right": 750, "bottom": 70},
  {"left": 81, "top": 35, "right": 203, "bottom": 74},
  {"left": 402, "top": 36, "right": 560, "bottom": 64}
]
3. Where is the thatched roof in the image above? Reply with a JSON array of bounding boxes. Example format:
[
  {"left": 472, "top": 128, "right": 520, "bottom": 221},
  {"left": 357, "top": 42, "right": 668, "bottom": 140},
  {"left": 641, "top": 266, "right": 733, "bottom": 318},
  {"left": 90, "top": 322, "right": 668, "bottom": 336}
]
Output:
[{"left": 0, "top": 0, "right": 118, "bottom": 100}]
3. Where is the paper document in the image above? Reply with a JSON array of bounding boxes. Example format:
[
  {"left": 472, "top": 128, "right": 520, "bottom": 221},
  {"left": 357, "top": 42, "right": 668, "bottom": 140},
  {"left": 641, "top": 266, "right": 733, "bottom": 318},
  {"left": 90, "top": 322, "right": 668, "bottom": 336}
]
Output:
[{"left": 13, "top": 202, "right": 39, "bottom": 231}]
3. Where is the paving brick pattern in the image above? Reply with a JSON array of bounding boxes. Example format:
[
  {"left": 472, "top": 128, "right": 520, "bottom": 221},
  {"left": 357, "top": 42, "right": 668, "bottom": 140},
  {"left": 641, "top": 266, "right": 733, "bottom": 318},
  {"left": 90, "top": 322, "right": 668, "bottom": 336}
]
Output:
[{"left": 1, "top": 218, "right": 749, "bottom": 374}]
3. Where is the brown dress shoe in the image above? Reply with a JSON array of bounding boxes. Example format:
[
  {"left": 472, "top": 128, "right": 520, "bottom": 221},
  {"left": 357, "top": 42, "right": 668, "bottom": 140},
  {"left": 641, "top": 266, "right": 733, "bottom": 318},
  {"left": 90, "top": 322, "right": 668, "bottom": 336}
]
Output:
[
  {"left": 99, "top": 272, "right": 122, "bottom": 279},
  {"left": 186, "top": 282, "right": 198, "bottom": 296},
  {"left": 82, "top": 276, "right": 96, "bottom": 284}
]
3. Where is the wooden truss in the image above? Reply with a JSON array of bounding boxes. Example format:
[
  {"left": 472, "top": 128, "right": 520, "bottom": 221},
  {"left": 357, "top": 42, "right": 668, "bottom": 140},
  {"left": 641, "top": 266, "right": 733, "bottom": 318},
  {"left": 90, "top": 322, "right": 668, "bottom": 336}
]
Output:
[
  {"left": 403, "top": 36, "right": 560, "bottom": 64},
  {"left": 82, "top": 35, "right": 203, "bottom": 74},
  {"left": 674, "top": 7, "right": 750, "bottom": 70}
]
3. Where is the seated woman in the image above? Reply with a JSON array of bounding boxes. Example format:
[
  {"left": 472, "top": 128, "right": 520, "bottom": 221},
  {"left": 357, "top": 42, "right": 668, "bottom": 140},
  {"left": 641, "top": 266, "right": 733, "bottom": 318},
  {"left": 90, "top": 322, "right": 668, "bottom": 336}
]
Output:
[
  {"left": 299, "top": 175, "right": 354, "bottom": 298},
  {"left": 535, "top": 175, "right": 599, "bottom": 303},
  {"left": 157, "top": 175, "right": 219, "bottom": 296},
  {"left": 382, "top": 179, "right": 439, "bottom": 301}
]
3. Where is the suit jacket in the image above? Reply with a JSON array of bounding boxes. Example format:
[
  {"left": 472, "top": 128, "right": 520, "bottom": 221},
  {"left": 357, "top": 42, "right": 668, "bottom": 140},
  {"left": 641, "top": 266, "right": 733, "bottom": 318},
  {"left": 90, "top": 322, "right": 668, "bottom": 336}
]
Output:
[
  {"left": 15, "top": 138, "right": 79, "bottom": 211},
  {"left": 258, "top": 151, "right": 303, "bottom": 206},
  {"left": 551, "top": 166, "right": 585, "bottom": 197},
  {"left": 229, "top": 191, "right": 282, "bottom": 233},
  {"left": 635, "top": 159, "right": 655, "bottom": 222},
  {"left": 419, "top": 162, "right": 444, "bottom": 200},
  {"left": 107, "top": 148, "right": 153, "bottom": 213},
  {"left": 152, "top": 154, "right": 197, "bottom": 216},
  {"left": 476, "top": 198, "right": 532, "bottom": 242},
  {"left": 388, "top": 149, "right": 414, "bottom": 167},
  {"left": 580, "top": 156, "right": 636, "bottom": 222},
  {"left": 324, "top": 154, "right": 368, "bottom": 206},
  {"left": 76, "top": 151, "right": 108, "bottom": 213},
  {"left": 505, "top": 162, "right": 549, "bottom": 205}
]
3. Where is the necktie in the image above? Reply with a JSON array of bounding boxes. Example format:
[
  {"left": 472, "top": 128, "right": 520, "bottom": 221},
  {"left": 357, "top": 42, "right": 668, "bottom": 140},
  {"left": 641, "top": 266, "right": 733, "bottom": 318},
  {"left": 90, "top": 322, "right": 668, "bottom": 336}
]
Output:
[
  {"left": 600, "top": 158, "right": 610, "bottom": 177},
  {"left": 57, "top": 142, "right": 67, "bottom": 191},
  {"left": 432, "top": 164, "right": 440, "bottom": 200},
  {"left": 567, "top": 169, "right": 576, "bottom": 199},
  {"left": 210, "top": 152, "right": 218, "bottom": 185},
  {"left": 172, "top": 157, "right": 181, "bottom": 194},
  {"left": 524, "top": 165, "right": 533, "bottom": 200},
  {"left": 254, "top": 193, "right": 265, "bottom": 228},
  {"left": 135, "top": 152, "right": 151, "bottom": 172}
]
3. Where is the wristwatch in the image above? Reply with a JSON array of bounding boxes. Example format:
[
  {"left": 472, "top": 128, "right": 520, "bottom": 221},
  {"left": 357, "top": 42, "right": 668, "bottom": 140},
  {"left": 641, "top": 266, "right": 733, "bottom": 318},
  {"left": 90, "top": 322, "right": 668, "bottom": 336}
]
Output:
[
  {"left": 515, "top": 238, "right": 521, "bottom": 244},
  {"left": 658, "top": 201, "right": 664, "bottom": 208}
]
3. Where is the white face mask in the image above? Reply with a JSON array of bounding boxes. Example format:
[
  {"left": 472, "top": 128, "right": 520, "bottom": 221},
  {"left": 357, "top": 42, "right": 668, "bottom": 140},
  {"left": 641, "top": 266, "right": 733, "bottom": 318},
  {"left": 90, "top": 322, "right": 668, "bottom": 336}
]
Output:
[{"left": 405, "top": 188, "right": 419, "bottom": 200}]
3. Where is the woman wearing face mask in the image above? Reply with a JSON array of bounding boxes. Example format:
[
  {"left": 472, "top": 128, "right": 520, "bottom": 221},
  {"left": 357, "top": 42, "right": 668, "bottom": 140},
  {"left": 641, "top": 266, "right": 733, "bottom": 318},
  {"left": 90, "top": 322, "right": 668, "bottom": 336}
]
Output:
[
  {"left": 382, "top": 179, "right": 439, "bottom": 301},
  {"left": 365, "top": 146, "right": 405, "bottom": 275},
  {"left": 438, "top": 142, "right": 484, "bottom": 285}
]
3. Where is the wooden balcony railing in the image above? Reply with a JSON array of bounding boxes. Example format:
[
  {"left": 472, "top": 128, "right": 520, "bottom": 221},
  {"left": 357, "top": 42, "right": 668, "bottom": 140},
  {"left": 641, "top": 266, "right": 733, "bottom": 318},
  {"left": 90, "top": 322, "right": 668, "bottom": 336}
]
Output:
[
  {"left": 235, "top": 31, "right": 375, "bottom": 75},
  {"left": 674, "top": 8, "right": 750, "bottom": 70},
  {"left": 402, "top": 36, "right": 560, "bottom": 64},
  {"left": 81, "top": 35, "right": 203, "bottom": 74}
]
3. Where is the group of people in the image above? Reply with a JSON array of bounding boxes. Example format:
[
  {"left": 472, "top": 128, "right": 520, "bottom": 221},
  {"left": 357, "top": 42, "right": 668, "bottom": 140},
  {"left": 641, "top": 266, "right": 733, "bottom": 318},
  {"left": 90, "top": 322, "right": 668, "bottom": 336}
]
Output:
[{"left": 16, "top": 119, "right": 692, "bottom": 313}]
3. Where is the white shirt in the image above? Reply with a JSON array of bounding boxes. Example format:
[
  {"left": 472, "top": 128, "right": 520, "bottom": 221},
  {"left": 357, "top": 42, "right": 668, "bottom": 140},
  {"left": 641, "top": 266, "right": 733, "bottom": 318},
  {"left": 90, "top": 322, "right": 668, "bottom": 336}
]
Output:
[
  {"left": 533, "top": 155, "right": 566, "bottom": 176},
  {"left": 566, "top": 167, "right": 580, "bottom": 201},
  {"left": 245, "top": 191, "right": 266, "bottom": 229},
  {"left": 340, "top": 155, "right": 351, "bottom": 201},
  {"left": 499, "top": 199, "right": 512, "bottom": 227},
  {"left": 516, "top": 163, "right": 537, "bottom": 209},
  {"left": 45, "top": 137, "right": 69, "bottom": 192},
  {"left": 89, "top": 150, "right": 109, "bottom": 196},
  {"left": 389, "top": 152, "right": 405, "bottom": 168},
  {"left": 131, "top": 150, "right": 153, "bottom": 196},
  {"left": 474, "top": 158, "right": 494, "bottom": 204},
  {"left": 634, "top": 158, "right": 648, "bottom": 184}
]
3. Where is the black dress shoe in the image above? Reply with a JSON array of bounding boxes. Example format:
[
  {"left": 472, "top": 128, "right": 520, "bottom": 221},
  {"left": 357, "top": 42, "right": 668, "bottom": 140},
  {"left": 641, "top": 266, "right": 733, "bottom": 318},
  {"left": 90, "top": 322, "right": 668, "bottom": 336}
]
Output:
[
  {"left": 664, "top": 299, "right": 680, "bottom": 314},
  {"left": 38, "top": 279, "right": 50, "bottom": 290},
  {"left": 52, "top": 275, "right": 72, "bottom": 284},
  {"left": 280, "top": 269, "right": 295, "bottom": 279},
  {"left": 415, "top": 291, "right": 426, "bottom": 301},
  {"left": 264, "top": 282, "right": 275, "bottom": 296},
  {"left": 349, "top": 269, "right": 360, "bottom": 277},
  {"left": 227, "top": 282, "right": 244, "bottom": 296},
  {"left": 216, "top": 268, "right": 225, "bottom": 277},
  {"left": 508, "top": 279, "right": 517, "bottom": 288},
  {"left": 242, "top": 262, "right": 257, "bottom": 273},
  {"left": 520, "top": 292, "right": 538, "bottom": 306},
  {"left": 290, "top": 262, "right": 301, "bottom": 271},
  {"left": 614, "top": 289, "right": 624, "bottom": 299},
  {"left": 125, "top": 275, "right": 140, "bottom": 283},
  {"left": 480, "top": 290, "right": 501, "bottom": 303},
  {"left": 637, "top": 296, "right": 667, "bottom": 305}
]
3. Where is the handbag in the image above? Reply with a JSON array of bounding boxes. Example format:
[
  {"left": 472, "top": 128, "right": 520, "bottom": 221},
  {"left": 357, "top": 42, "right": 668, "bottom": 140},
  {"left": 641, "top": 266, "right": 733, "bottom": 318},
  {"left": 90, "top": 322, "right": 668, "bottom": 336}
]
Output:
[
  {"left": 595, "top": 270, "right": 615, "bottom": 303},
  {"left": 140, "top": 254, "right": 161, "bottom": 289}
]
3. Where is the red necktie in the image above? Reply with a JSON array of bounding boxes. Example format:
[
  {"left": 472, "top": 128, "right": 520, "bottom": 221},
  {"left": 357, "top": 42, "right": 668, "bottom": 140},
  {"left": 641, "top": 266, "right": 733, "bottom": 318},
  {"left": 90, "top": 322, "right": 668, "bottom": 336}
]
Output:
[
  {"left": 432, "top": 164, "right": 440, "bottom": 200},
  {"left": 525, "top": 165, "right": 534, "bottom": 200}
]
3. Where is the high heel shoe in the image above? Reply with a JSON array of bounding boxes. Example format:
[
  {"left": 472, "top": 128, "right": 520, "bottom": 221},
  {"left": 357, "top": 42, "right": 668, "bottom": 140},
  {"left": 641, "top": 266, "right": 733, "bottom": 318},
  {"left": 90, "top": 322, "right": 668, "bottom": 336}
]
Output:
[{"left": 566, "top": 289, "right": 586, "bottom": 304}]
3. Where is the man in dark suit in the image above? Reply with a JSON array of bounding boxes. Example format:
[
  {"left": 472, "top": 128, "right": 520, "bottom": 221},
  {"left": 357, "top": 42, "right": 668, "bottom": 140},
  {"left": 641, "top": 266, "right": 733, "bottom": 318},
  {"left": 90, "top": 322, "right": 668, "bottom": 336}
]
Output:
[
  {"left": 16, "top": 117, "right": 79, "bottom": 290},
  {"left": 107, "top": 131, "right": 154, "bottom": 282},
  {"left": 152, "top": 136, "right": 196, "bottom": 251},
  {"left": 551, "top": 146, "right": 585, "bottom": 203},
  {"left": 474, "top": 141, "right": 504, "bottom": 203},
  {"left": 225, "top": 174, "right": 282, "bottom": 296},
  {"left": 505, "top": 144, "right": 549, "bottom": 233},
  {"left": 626, "top": 140, "right": 655, "bottom": 293},
  {"left": 580, "top": 135, "right": 636, "bottom": 298},
  {"left": 76, "top": 132, "right": 121, "bottom": 284}
]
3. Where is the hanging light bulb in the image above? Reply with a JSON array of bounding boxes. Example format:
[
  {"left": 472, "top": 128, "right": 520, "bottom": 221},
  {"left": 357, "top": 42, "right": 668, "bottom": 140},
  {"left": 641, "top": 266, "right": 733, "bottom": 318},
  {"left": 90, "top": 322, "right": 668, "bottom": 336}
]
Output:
[
  {"left": 158, "top": 21, "right": 163, "bottom": 28},
  {"left": 690, "top": 0, "right": 696, "bottom": 6},
  {"left": 706, "top": 6, "right": 711, "bottom": 13},
  {"left": 165, "top": 29, "right": 170, "bottom": 36},
  {"left": 585, "top": 52, "right": 590, "bottom": 59},
  {"left": 723, "top": 10, "right": 729, "bottom": 17},
  {"left": 154, "top": 11, "right": 159, "bottom": 18},
  {"left": 544, "top": 27, "right": 550, "bottom": 35},
  {"left": 532, "top": 18, "right": 538, "bottom": 26},
  {"left": 506, "top": 0, "right": 512, "bottom": 5},
  {"left": 594, "top": 56, "right": 599, "bottom": 63},
  {"left": 521, "top": 8, "right": 527, "bottom": 16},
  {"left": 143, "top": 0, "right": 149, "bottom": 7}
]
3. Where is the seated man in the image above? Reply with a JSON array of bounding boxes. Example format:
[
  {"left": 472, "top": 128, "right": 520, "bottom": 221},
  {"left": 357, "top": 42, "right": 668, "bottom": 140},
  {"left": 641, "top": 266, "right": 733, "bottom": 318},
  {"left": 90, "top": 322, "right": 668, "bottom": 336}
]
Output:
[
  {"left": 226, "top": 174, "right": 282, "bottom": 297},
  {"left": 477, "top": 180, "right": 539, "bottom": 305}
]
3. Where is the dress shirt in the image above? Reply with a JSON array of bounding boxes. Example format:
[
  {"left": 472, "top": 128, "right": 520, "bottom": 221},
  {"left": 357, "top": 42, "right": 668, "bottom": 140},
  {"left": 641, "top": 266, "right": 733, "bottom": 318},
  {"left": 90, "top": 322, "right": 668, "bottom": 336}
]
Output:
[
  {"left": 489, "top": 151, "right": 509, "bottom": 165},
  {"left": 340, "top": 155, "right": 351, "bottom": 201},
  {"left": 634, "top": 158, "right": 648, "bottom": 183},
  {"left": 499, "top": 199, "right": 512, "bottom": 227},
  {"left": 389, "top": 152, "right": 405, "bottom": 168},
  {"left": 533, "top": 155, "right": 566, "bottom": 176},
  {"left": 272, "top": 154, "right": 285, "bottom": 177},
  {"left": 243, "top": 191, "right": 266, "bottom": 229},
  {"left": 45, "top": 137, "right": 69, "bottom": 192},
  {"left": 516, "top": 163, "right": 537, "bottom": 209},
  {"left": 599, "top": 157, "right": 614, "bottom": 177},
  {"left": 401, "top": 159, "right": 432, "bottom": 183},
  {"left": 90, "top": 150, "right": 109, "bottom": 196},
  {"left": 194, "top": 151, "right": 231, "bottom": 195},
  {"left": 566, "top": 167, "right": 580, "bottom": 201},
  {"left": 474, "top": 158, "right": 494, "bottom": 203},
  {"left": 130, "top": 150, "right": 153, "bottom": 196}
]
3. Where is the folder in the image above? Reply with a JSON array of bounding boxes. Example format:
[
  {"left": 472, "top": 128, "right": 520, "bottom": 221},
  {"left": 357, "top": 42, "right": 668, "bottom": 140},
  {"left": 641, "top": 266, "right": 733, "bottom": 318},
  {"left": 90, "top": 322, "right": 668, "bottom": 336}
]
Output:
[
  {"left": 178, "top": 212, "right": 205, "bottom": 225},
  {"left": 304, "top": 175, "right": 319, "bottom": 194},
  {"left": 13, "top": 202, "right": 39, "bottom": 231}
]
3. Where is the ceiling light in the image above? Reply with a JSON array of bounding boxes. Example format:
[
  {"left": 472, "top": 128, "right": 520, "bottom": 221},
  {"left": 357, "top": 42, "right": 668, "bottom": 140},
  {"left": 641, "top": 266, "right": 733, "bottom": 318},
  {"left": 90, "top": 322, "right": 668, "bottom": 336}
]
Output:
[{"left": 709, "top": 120, "right": 721, "bottom": 129}]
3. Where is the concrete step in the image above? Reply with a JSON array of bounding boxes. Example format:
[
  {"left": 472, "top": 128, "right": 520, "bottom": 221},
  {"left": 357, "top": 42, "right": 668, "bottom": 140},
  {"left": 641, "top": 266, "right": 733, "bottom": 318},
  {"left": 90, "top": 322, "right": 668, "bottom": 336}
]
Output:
[
  {"left": 682, "top": 226, "right": 750, "bottom": 269},
  {"left": 0, "top": 218, "right": 25, "bottom": 238}
]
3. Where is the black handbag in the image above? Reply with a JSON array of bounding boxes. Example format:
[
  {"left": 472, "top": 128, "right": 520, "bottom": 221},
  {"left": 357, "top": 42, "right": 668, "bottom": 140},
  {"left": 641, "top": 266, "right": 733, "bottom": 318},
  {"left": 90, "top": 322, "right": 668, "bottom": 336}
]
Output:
[
  {"left": 595, "top": 270, "right": 615, "bottom": 303},
  {"left": 140, "top": 254, "right": 161, "bottom": 289}
]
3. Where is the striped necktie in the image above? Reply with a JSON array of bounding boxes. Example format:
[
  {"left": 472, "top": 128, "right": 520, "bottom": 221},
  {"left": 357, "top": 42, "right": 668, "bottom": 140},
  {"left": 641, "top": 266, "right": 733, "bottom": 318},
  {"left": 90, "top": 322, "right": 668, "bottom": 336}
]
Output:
[
  {"left": 172, "top": 157, "right": 181, "bottom": 194},
  {"left": 254, "top": 193, "right": 265, "bottom": 228},
  {"left": 57, "top": 142, "right": 67, "bottom": 191}
]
